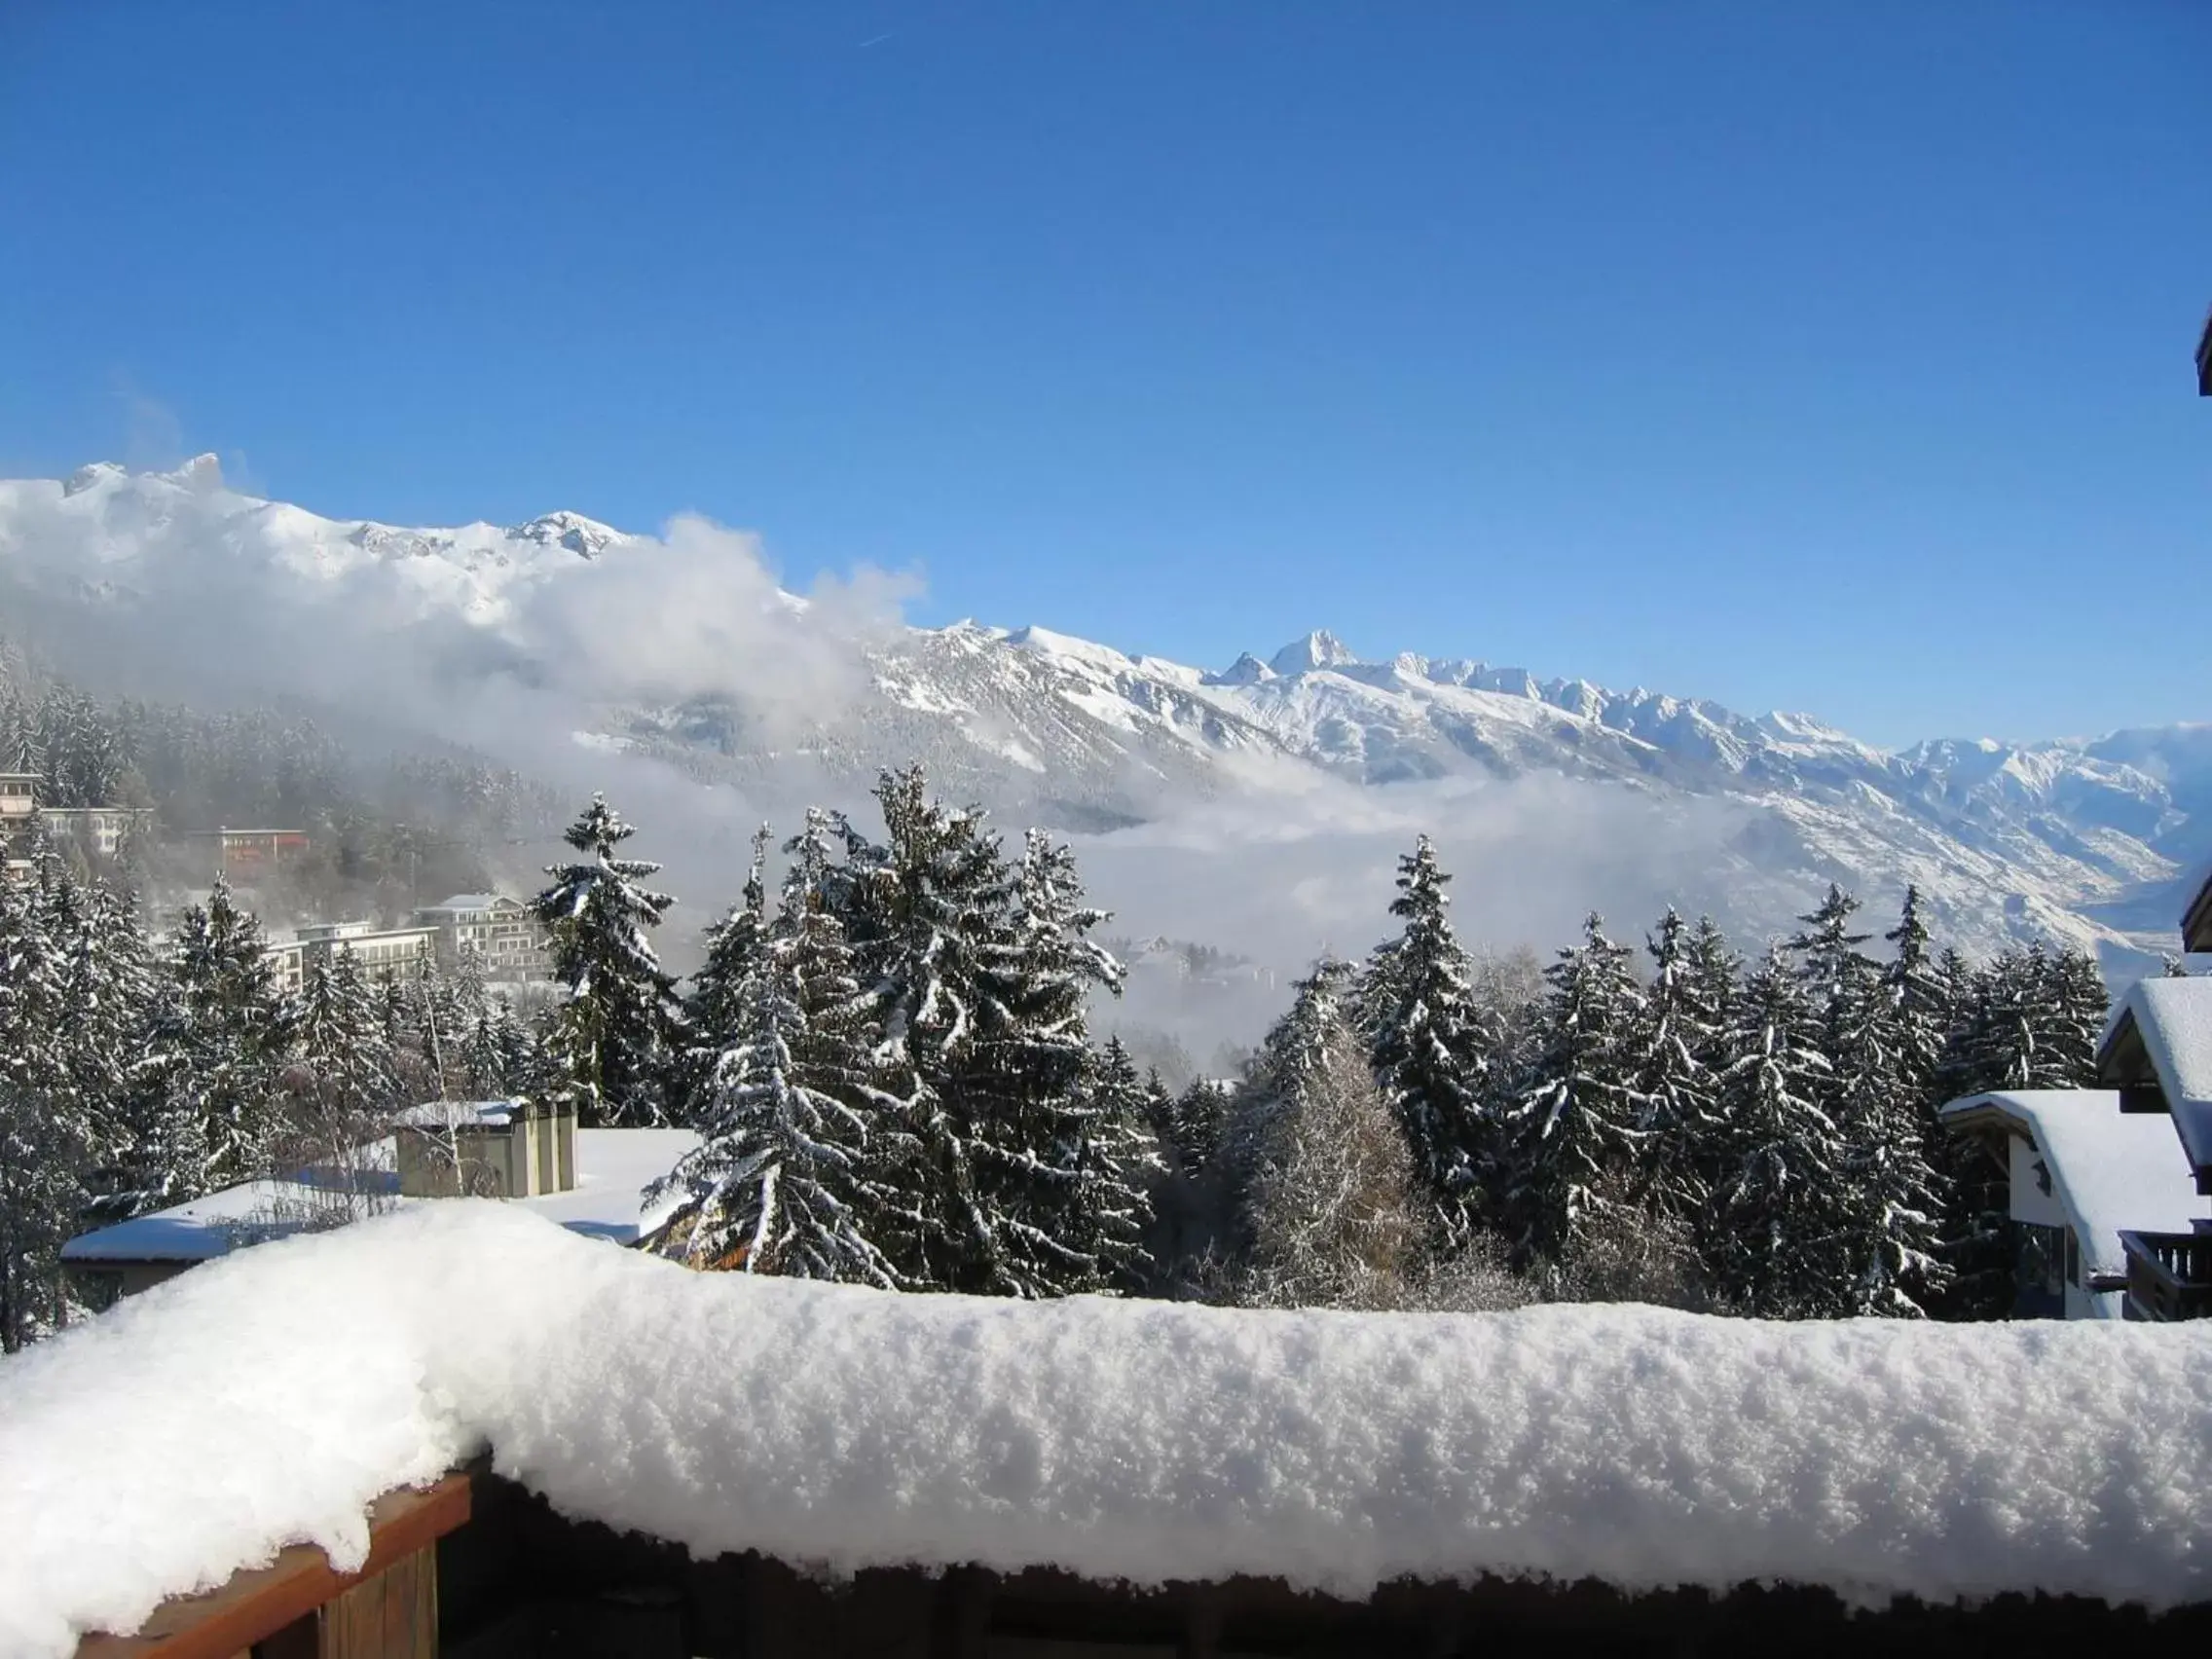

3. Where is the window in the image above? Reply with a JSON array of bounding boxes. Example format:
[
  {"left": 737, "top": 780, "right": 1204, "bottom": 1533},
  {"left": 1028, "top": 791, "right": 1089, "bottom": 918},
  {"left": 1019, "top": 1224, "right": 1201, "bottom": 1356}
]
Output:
[{"left": 2021, "top": 1225, "right": 2067, "bottom": 1299}]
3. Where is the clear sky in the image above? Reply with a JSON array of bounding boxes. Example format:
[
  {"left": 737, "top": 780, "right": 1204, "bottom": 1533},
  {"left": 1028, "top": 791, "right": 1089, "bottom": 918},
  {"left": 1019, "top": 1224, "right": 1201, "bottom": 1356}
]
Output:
[{"left": 2, "top": 2, "right": 2206, "bottom": 747}]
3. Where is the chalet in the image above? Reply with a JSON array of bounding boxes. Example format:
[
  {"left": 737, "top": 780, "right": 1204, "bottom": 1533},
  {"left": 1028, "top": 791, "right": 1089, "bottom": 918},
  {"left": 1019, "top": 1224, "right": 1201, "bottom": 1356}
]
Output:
[
  {"left": 1936, "top": 1088, "right": 2203, "bottom": 1317},
  {"left": 59, "top": 1115, "right": 694, "bottom": 1302},
  {"left": 414, "top": 892, "right": 557, "bottom": 985},
  {"left": 1937, "top": 867, "right": 2212, "bottom": 1319}
]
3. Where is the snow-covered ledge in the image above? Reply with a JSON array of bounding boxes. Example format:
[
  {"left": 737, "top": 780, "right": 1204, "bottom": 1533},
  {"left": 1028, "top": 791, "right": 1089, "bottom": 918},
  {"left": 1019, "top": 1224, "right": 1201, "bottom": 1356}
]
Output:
[{"left": 7, "top": 1203, "right": 2212, "bottom": 1657}]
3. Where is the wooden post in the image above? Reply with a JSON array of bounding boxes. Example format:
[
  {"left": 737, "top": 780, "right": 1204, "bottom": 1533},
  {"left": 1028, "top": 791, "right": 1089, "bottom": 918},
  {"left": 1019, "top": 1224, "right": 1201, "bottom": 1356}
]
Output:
[
  {"left": 315, "top": 1547, "right": 435, "bottom": 1659},
  {"left": 1178, "top": 1587, "right": 1222, "bottom": 1659},
  {"left": 75, "top": 1474, "right": 469, "bottom": 1659}
]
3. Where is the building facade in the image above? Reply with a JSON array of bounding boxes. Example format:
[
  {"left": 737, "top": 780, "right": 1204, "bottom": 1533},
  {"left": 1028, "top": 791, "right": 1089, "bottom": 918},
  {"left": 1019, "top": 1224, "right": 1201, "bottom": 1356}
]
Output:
[
  {"left": 0, "top": 771, "right": 35, "bottom": 878},
  {"left": 38, "top": 803, "right": 155, "bottom": 859},
  {"left": 414, "top": 893, "right": 557, "bottom": 984},
  {"left": 205, "top": 827, "right": 312, "bottom": 869},
  {"left": 296, "top": 920, "right": 443, "bottom": 986}
]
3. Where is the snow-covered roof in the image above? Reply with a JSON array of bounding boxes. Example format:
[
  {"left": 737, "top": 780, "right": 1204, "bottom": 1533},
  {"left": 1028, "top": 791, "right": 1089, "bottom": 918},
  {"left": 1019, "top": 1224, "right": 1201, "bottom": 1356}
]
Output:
[
  {"left": 420, "top": 893, "right": 506, "bottom": 912},
  {"left": 10, "top": 1202, "right": 2212, "bottom": 1657},
  {"left": 58, "top": 1129, "right": 697, "bottom": 1264},
  {"left": 2106, "top": 976, "right": 2212, "bottom": 1182},
  {"left": 1938, "top": 1089, "right": 2209, "bottom": 1297},
  {"left": 390, "top": 1099, "right": 524, "bottom": 1129}
]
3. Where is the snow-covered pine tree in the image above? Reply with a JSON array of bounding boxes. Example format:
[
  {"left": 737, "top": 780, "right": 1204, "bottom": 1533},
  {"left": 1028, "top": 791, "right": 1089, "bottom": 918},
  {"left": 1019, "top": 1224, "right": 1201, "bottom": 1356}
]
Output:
[
  {"left": 674, "top": 824, "right": 773, "bottom": 1125},
  {"left": 0, "top": 859, "right": 93, "bottom": 1349},
  {"left": 1943, "top": 941, "right": 2100, "bottom": 1096},
  {"left": 533, "top": 793, "right": 683, "bottom": 1127},
  {"left": 1629, "top": 908, "right": 1731, "bottom": 1227},
  {"left": 1789, "top": 884, "right": 1953, "bottom": 1317},
  {"left": 1360, "top": 836, "right": 1493, "bottom": 1231},
  {"left": 834, "top": 767, "right": 1017, "bottom": 1292},
  {"left": 1928, "top": 948, "right": 2022, "bottom": 1319},
  {"left": 1788, "top": 885, "right": 1882, "bottom": 1069},
  {"left": 66, "top": 876, "right": 170, "bottom": 1224},
  {"left": 1710, "top": 945, "right": 1842, "bottom": 1316},
  {"left": 458, "top": 996, "right": 540, "bottom": 1102},
  {"left": 956, "top": 827, "right": 1146, "bottom": 1296},
  {"left": 1778, "top": 883, "right": 1946, "bottom": 1314},
  {"left": 647, "top": 840, "right": 899, "bottom": 1285},
  {"left": 166, "top": 873, "right": 295, "bottom": 1192},
  {"left": 1880, "top": 887, "right": 1952, "bottom": 1112},
  {"left": 1508, "top": 913, "right": 1649, "bottom": 1272},
  {"left": 1064, "top": 1034, "right": 1165, "bottom": 1293},
  {"left": 294, "top": 947, "right": 395, "bottom": 1125},
  {"left": 2037, "top": 944, "right": 2109, "bottom": 1087}
]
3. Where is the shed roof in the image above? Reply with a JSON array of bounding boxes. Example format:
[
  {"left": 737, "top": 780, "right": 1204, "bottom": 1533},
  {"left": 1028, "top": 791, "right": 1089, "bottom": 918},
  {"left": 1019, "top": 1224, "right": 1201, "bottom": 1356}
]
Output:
[{"left": 60, "top": 1128, "right": 698, "bottom": 1265}]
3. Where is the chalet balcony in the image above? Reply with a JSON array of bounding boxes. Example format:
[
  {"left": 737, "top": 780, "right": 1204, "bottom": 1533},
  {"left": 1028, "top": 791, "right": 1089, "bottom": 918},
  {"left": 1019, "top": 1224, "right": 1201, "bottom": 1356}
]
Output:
[{"left": 2120, "top": 1230, "right": 2212, "bottom": 1320}]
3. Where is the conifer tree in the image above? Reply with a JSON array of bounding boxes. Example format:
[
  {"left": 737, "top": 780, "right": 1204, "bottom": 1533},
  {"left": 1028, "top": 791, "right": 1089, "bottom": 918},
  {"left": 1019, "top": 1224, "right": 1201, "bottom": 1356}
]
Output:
[
  {"left": 166, "top": 873, "right": 295, "bottom": 1191},
  {"left": 1788, "top": 885, "right": 1882, "bottom": 1068},
  {"left": 957, "top": 828, "right": 1145, "bottom": 1296},
  {"left": 294, "top": 948, "right": 394, "bottom": 1124},
  {"left": 836, "top": 767, "right": 1017, "bottom": 1291},
  {"left": 1232, "top": 962, "right": 1423, "bottom": 1309},
  {"left": 649, "top": 842, "right": 898, "bottom": 1284},
  {"left": 1361, "top": 836, "right": 1493, "bottom": 1229},
  {"left": 1881, "top": 888, "right": 1952, "bottom": 1109},
  {"left": 1063, "top": 1034, "right": 1165, "bottom": 1292},
  {"left": 0, "top": 861, "right": 92, "bottom": 1349},
  {"left": 1710, "top": 946, "right": 1841, "bottom": 1316},
  {"left": 1624, "top": 909, "right": 1728, "bottom": 1228},
  {"left": 2038, "top": 944, "right": 2110, "bottom": 1086},
  {"left": 1509, "top": 914, "right": 1649, "bottom": 1270},
  {"left": 677, "top": 824, "right": 773, "bottom": 1122},
  {"left": 533, "top": 793, "right": 682, "bottom": 1126}
]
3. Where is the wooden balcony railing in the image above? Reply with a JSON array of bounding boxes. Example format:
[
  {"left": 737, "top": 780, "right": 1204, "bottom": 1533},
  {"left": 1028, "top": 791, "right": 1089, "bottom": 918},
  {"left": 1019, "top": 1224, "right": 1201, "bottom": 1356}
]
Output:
[{"left": 2120, "top": 1231, "right": 2212, "bottom": 1321}]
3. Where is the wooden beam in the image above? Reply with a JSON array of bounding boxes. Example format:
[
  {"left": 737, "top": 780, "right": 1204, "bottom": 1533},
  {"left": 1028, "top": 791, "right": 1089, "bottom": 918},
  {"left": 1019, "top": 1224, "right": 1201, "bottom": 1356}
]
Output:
[{"left": 74, "top": 1473, "right": 470, "bottom": 1659}]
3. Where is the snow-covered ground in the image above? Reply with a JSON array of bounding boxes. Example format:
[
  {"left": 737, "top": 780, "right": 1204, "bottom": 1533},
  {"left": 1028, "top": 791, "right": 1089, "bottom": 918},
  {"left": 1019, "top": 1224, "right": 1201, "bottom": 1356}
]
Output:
[{"left": 6, "top": 1202, "right": 2212, "bottom": 1656}]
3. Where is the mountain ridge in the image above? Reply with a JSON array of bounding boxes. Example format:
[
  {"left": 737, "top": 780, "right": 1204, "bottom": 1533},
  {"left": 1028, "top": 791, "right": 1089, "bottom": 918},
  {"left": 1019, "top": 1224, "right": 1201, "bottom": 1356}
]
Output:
[{"left": 2, "top": 459, "right": 2203, "bottom": 973}]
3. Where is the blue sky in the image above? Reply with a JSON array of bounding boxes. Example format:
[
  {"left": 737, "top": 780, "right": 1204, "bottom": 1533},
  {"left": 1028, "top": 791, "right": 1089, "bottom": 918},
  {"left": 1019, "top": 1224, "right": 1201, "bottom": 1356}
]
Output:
[{"left": 2, "top": 1, "right": 2206, "bottom": 747}]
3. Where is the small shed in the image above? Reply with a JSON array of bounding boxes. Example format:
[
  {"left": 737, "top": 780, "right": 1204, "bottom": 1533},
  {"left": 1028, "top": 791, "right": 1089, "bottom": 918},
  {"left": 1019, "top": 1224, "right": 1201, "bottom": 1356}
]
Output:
[
  {"left": 59, "top": 1127, "right": 699, "bottom": 1302},
  {"left": 394, "top": 1100, "right": 576, "bottom": 1199}
]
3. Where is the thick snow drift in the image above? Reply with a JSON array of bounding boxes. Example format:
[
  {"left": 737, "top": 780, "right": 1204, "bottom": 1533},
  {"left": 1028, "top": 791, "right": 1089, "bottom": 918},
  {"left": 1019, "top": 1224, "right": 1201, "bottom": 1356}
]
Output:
[{"left": 7, "top": 1204, "right": 2212, "bottom": 1655}]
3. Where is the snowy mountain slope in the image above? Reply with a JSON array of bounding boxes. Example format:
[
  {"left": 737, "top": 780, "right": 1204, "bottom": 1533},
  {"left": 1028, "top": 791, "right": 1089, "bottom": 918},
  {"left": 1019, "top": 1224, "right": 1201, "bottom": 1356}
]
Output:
[{"left": 1, "top": 459, "right": 2203, "bottom": 968}]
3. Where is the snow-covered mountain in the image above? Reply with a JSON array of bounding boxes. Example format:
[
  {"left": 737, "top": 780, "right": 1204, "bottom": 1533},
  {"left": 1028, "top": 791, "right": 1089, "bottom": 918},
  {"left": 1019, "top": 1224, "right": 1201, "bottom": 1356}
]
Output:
[{"left": 3, "top": 458, "right": 2205, "bottom": 972}]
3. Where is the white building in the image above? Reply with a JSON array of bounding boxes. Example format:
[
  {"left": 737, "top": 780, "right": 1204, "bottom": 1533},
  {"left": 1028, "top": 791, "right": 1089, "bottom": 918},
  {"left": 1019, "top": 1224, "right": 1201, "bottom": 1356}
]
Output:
[
  {"left": 0, "top": 770, "right": 34, "bottom": 878},
  {"left": 414, "top": 892, "right": 556, "bottom": 984},
  {"left": 286, "top": 920, "right": 442, "bottom": 988},
  {"left": 38, "top": 803, "right": 154, "bottom": 859},
  {"left": 1938, "top": 866, "right": 2212, "bottom": 1320},
  {"left": 1937, "top": 1088, "right": 2206, "bottom": 1319}
]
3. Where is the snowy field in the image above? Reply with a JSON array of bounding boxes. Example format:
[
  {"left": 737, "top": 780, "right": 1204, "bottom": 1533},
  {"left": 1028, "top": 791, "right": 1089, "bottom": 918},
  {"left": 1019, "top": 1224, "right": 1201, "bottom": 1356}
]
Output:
[{"left": 6, "top": 1203, "right": 2212, "bottom": 1655}]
